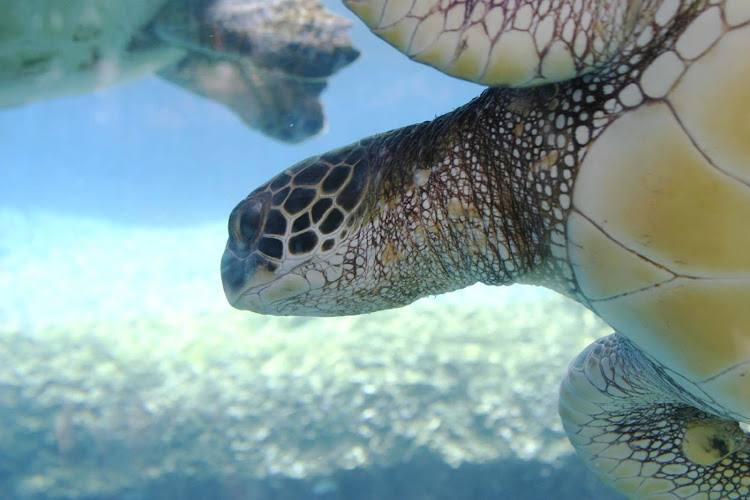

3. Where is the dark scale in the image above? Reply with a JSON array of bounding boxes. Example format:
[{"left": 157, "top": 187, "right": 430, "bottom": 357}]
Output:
[
  {"left": 311, "top": 198, "right": 333, "bottom": 223},
  {"left": 343, "top": 147, "right": 365, "bottom": 166},
  {"left": 320, "top": 144, "right": 359, "bottom": 166},
  {"left": 272, "top": 186, "right": 290, "bottom": 206},
  {"left": 288, "top": 231, "right": 318, "bottom": 255},
  {"left": 293, "top": 162, "right": 329, "bottom": 185},
  {"left": 321, "top": 165, "right": 350, "bottom": 194},
  {"left": 336, "top": 161, "right": 369, "bottom": 211},
  {"left": 283, "top": 187, "right": 317, "bottom": 214},
  {"left": 292, "top": 212, "right": 312, "bottom": 233},
  {"left": 319, "top": 209, "right": 344, "bottom": 235},
  {"left": 270, "top": 172, "right": 292, "bottom": 191},
  {"left": 258, "top": 237, "right": 284, "bottom": 260},
  {"left": 264, "top": 209, "right": 287, "bottom": 236}
]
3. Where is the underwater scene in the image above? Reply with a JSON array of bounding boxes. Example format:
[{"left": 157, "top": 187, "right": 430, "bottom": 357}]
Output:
[{"left": 14, "top": 0, "right": 745, "bottom": 498}]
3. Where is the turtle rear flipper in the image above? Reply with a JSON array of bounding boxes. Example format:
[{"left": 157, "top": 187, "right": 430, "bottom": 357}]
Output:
[
  {"left": 560, "top": 334, "right": 750, "bottom": 499},
  {"left": 345, "top": 0, "right": 647, "bottom": 86}
]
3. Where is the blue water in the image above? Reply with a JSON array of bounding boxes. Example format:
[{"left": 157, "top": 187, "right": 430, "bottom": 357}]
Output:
[
  {"left": 1, "top": 0, "right": 481, "bottom": 226},
  {"left": 0, "top": 1, "right": 616, "bottom": 499}
]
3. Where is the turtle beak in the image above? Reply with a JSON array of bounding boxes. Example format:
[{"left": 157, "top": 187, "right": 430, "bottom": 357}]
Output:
[
  {"left": 221, "top": 248, "right": 314, "bottom": 314},
  {"left": 221, "top": 249, "right": 260, "bottom": 309}
]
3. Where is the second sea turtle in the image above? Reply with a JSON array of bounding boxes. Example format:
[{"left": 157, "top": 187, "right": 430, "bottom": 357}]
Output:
[{"left": 0, "top": 0, "right": 359, "bottom": 142}]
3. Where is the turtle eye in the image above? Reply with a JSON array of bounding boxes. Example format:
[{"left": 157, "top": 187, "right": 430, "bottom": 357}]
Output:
[{"left": 228, "top": 195, "right": 267, "bottom": 256}]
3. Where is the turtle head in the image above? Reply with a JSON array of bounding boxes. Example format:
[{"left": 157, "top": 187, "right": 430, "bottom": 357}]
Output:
[
  {"left": 221, "top": 142, "right": 380, "bottom": 315},
  {"left": 221, "top": 120, "right": 521, "bottom": 316}
]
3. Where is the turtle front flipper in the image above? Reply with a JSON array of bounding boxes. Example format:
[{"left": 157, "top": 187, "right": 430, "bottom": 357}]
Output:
[
  {"left": 560, "top": 334, "right": 750, "bottom": 499},
  {"left": 345, "top": 0, "right": 649, "bottom": 86}
]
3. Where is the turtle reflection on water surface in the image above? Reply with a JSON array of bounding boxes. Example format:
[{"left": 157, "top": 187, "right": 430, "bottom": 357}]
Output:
[
  {"left": 222, "top": 1, "right": 750, "bottom": 498},
  {"left": 0, "top": 0, "right": 359, "bottom": 142}
]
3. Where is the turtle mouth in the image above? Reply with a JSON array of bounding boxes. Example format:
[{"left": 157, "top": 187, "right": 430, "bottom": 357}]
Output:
[
  {"left": 220, "top": 247, "right": 272, "bottom": 311},
  {"left": 220, "top": 244, "right": 314, "bottom": 314}
]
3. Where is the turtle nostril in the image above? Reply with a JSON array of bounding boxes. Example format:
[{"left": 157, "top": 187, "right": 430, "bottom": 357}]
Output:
[{"left": 228, "top": 195, "right": 268, "bottom": 256}]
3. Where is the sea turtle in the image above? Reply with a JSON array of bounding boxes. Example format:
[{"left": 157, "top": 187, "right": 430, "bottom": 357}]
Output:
[
  {"left": 0, "top": 0, "right": 359, "bottom": 142},
  {"left": 220, "top": 0, "right": 750, "bottom": 497}
]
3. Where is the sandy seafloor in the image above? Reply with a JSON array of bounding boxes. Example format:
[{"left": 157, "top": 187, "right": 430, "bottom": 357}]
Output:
[{"left": 0, "top": 206, "right": 625, "bottom": 500}]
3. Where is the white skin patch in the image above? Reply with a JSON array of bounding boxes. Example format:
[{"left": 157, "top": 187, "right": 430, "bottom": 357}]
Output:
[
  {"left": 259, "top": 273, "right": 310, "bottom": 306},
  {"left": 305, "top": 269, "right": 326, "bottom": 290},
  {"left": 726, "top": 0, "right": 750, "bottom": 27},
  {"left": 617, "top": 82, "right": 644, "bottom": 108},
  {"left": 675, "top": 6, "right": 723, "bottom": 60},
  {"left": 534, "top": 14, "right": 556, "bottom": 50},
  {"left": 639, "top": 50, "right": 685, "bottom": 98},
  {"left": 654, "top": 0, "right": 681, "bottom": 26},
  {"left": 414, "top": 167, "right": 431, "bottom": 187}
]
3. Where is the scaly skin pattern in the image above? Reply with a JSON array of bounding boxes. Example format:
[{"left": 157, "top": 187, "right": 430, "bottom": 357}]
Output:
[{"left": 222, "top": 0, "right": 750, "bottom": 497}]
